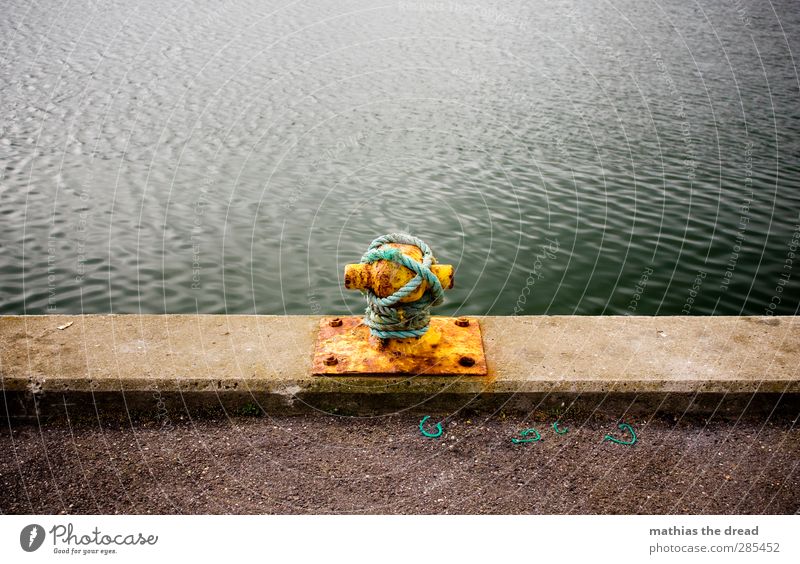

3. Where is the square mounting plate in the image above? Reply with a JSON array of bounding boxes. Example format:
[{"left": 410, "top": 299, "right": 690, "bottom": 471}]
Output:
[{"left": 312, "top": 316, "right": 487, "bottom": 376}]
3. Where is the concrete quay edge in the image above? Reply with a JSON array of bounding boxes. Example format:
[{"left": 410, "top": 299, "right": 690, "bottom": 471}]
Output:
[{"left": 1, "top": 315, "right": 798, "bottom": 418}]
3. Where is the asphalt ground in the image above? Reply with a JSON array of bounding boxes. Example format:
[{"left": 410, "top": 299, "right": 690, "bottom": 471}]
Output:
[{"left": 1, "top": 413, "right": 798, "bottom": 514}]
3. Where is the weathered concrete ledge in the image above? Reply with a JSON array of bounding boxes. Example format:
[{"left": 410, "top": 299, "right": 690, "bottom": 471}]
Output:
[{"left": 1, "top": 315, "right": 798, "bottom": 419}]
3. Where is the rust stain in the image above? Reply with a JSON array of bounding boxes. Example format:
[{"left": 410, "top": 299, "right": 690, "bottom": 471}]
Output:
[{"left": 312, "top": 316, "right": 487, "bottom": 376}]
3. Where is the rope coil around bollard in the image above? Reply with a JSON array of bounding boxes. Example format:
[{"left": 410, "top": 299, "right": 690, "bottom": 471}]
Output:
[{"left": 359, "top": 233, "right": 445, "bottom": 339}]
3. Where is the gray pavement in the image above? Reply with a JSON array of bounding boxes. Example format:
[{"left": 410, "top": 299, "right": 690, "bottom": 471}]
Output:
[{"left": 2, "top": 413, "right": 798, "bottom": 514}]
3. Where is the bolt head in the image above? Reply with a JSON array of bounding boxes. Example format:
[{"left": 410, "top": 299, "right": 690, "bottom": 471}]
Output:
[
  {"left": 458, "top": 356, "right": 475, "bottom": 367},
  {"left": 329, "top": 317, "right": 343, "bottom": 327},
  {"left": 324, "top": 355, "right": 338, "bottom": 366},
  {"left": 455, "top": 317, "right": 470, "bottom": 327}
]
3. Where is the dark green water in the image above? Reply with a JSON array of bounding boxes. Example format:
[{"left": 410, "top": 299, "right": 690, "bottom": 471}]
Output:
[{"left": 2, "top": 0, "right": 799, "bottom": 316}]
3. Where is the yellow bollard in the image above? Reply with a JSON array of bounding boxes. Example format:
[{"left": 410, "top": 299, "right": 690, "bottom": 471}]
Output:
[
  {"left": 344, "top": 243, "right": 454, "bottom": 303},
  {"left": 313, "top": 235, "right": 485, "bottom": 376}
]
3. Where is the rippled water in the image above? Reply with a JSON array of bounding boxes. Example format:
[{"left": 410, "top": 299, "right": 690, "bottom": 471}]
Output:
[{"left": 2, "top": 0, "right": 799, "bottom": 316}]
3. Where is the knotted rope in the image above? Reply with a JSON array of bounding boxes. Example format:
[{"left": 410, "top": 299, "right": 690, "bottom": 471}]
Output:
[
  {"left": 511, "top": 428, "right": 542, "bottom": 444},
  {"left": 418, "top": 415, "right": 443, "bottom": 438},
  {"left": 359, "top": 233, "right": 445, "bottom": 339},
  {"left": 603, "top": 422, "right": 637, "bottom": 446}
]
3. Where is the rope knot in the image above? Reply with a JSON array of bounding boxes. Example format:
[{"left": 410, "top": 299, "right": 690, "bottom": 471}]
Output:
[{"left": 359, "top": 233, "right": 445, "bottom": 339}]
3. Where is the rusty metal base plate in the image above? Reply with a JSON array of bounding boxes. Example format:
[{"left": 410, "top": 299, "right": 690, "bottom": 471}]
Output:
[{"left": 312, "top": 317, "right": 487, "bottom": 376}]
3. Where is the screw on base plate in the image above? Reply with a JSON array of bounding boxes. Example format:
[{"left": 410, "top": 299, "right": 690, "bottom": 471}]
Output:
[
  {"left": 324, "top": 354, "right": 338, "bottom": 366},
  {"left": 458, "top": 356, "right": 475, "bottom": 367},
  {"left": 455, "top": 317, "right": 470, "bottom": 327},
  {"left": 329, "top": 317, "right": 343, "bottom": 327}
]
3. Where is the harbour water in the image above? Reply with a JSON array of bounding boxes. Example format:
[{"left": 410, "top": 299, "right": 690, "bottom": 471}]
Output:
[{"left": 1, "top": 0, "right": 799, "bottom": 316}]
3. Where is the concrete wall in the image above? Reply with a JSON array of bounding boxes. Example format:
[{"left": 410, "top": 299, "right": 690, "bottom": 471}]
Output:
[{"left": 1, "top": 315, "right": 798, "bottom": 418}]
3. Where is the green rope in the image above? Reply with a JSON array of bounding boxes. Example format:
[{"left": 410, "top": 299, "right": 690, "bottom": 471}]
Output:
[
  {"left": 359, "top": 233, "right": 444, "bottom": 339},
  {"left": 419, "top": 415, "right": 443, "bottom": 438},
  {"left": 553, "top": 421, "right": 568, "bottom": 435},
  {"left": 511, "top": 428, "right": 542, "bottom": 444},
  {"left": 603, "top": 422, "right": 637, "bottom": 445}
]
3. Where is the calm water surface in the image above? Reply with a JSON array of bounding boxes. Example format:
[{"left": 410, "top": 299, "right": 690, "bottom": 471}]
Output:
[{"left": 2, "top": 0, "right": 799, "bottom": 316}]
